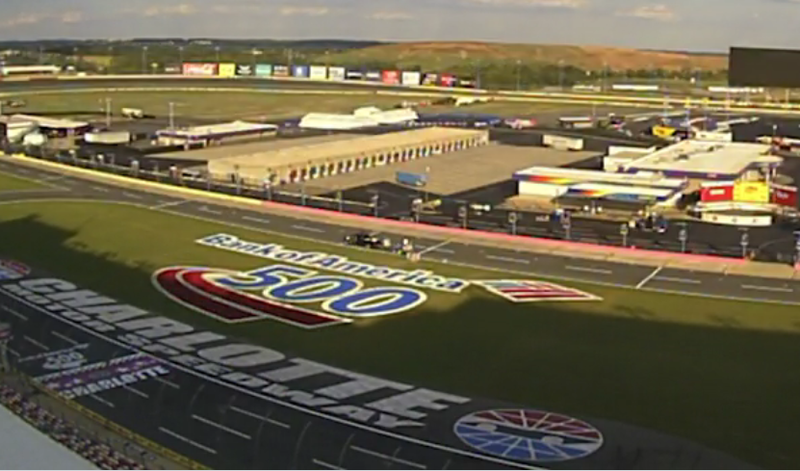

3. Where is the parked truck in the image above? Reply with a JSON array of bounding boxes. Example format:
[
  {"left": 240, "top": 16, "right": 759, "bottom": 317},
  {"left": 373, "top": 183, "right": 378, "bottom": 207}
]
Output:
[{"left": 396, "top": 171, "right": 427, "bottom": 187}]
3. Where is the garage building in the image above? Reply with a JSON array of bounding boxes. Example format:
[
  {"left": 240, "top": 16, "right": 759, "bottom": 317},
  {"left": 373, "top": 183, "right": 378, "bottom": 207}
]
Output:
[{"left": 208, "top": 127, "right": 489, "bottom": 185}]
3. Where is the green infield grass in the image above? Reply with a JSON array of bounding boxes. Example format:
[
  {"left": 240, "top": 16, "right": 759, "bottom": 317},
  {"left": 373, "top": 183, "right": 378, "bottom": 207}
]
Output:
[
  {"left": 1, "top": 200, "right": 799, "bottom": 468},
  {"left": 0, "top": 171, "right": 48, "bottom": 192},
  {"left": 14, "top": 90, "right": 591, "bottom": 121}
]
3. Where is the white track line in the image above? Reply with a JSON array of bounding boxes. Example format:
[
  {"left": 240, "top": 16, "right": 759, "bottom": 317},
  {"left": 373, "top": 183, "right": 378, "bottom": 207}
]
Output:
[
  {"left": 741, "top": 284, "right": 793, "bottom": 293},
  {"left": 154, "top": 377, "right": 180, "bottom": 389},
  {"left": 51, "top": 331, "right": 79, "bottom": 345},
  {"left": 91, "top": 186, "right": 110, "bottom": 193},
  {"left": 242, "top": 215, "right": 271, "bottom": 224},
  {"left": 636, "top": 266, "right": 663, "bottom": 289},
  {"left": 122, "top": 191, "right": 143, "bottom": 200},
  {"left": 565, "top": 265, "right": 613, "bottom": 275},
  {"left": 652, "top": 276, "right": 701, "bottom": 284},
  {"left": 1, "top": 305, "right": 28, "bottom": 321},
  {"left": 192, "top": 414, "right": 252, "bottom": 440},
  {"left": 159, "top": 427, "right": 217, "bottom": 455},
  {"left": 229, "top": 405, "right": 290, "bottom": 429},
  {"left": 123, "top": 385, "right": 150, "bottom": 399},
  {"left": 23, "top": 335, "right": 49, "bottom": 350},
  {"left": 350, "top": 446, "right": 425, "bottom": 469},
  {"left": 485, "top": 254, "right": 529, "bottom": 264},
  {"left": 150, "top": 200, "right": 185, "bottom": 210},
  {"left": 89, "top": 394, "right": 115, "bottom": 408},
  {"left": 313, "top": 459, "right": 342, "bottom": 469},
  {"left": 291, "top": 224, "right": 324, "bottom": 233},
  {"left": 197, "top": 206, "right": 222, "bottom": 215},
  {"left": 418, "top": 239, "right": 452, "bottom": 256}
]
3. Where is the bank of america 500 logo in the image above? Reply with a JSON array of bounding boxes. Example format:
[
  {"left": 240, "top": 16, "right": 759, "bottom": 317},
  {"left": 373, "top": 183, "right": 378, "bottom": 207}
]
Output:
[
  {"left": 454, "top": 409, "right": 604, "bottom": 463},
  {"left": 0, "top": 260, "right": 30, "bottom": 281}
]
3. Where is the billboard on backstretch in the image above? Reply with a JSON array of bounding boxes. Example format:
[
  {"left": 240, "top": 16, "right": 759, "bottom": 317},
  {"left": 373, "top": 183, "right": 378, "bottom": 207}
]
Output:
[
  {"left": 292, "top": 65, "right": 310, "bottom": 78},
  {"left": 218, "top": 63, "right": 236, "bottom": 77},
  {"left": 729, "top": 47, "right": 800, "bottom": 88},
  {"left": 272, "top": 65, "right": 290, "bottom": 77},
  {"left": 328, "top": 66, "right": 345, "bottom": 81},
  {"left": 182, "top": 62, "right": 217, "bottom": 76},
  {"left": 365, "top": 70, "right": 381, "bottom": 82},
  {"left": 255, "top": 64, "right": 273, "bottom": 76},
  {"left": 733, "top": 181, "right": 769, "bottom": 203},
  {"left": 309, "top": 65, "right": 328, "bottom": 80},
  {"left": 771, "top": 184, "right": 798, "bottom": 207},
  {"left": 440, "top": 74, "right": 457, "bottom": 87},
  {"left": 345, "top": 69, "right": 363, "bottom": 80},
  {"left": 401, "top": 71, "right": 421, "bottom": 86},
  {"left": 382, "top": 70, "right": 400, "bottom": 85},
  {"left": 421, "top": 73, "right": 439, "bottom": 86},
  {"left": 236, "top": 64, "right": 254, "bottom": 76}
]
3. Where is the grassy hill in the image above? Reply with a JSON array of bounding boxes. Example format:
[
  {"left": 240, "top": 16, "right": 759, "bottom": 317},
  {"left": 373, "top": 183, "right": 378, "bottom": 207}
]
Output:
[{"left": 316, "top": 41, "right": 728, "bottom": 71}]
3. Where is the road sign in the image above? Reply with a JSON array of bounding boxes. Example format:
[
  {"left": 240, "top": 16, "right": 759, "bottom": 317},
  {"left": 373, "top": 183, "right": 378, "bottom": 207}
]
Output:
[
  {"left": 458, "top": 206, "right": 467, "bottom": 218},
  {"left": 741, "top": 232, "right": 749, "bottom": 247},
  {"left": 679, "top": 228, "right": 688, "bottom": 242},
  {"left": 508, "top": 212, "right": 518, "bottom": 224},
  {"left": 620, "top": 223, "right": 628, "bottom": 236}
]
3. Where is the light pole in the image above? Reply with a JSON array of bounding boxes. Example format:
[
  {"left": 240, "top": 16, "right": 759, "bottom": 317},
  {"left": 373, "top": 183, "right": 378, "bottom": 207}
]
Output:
[
  {"left": 104, "top": 97, "right": 112, "bottom": 128},
  {"left": 620, "top": 222, "right": 629, "bottom": 247},
  {"left": 141, "top": 46, "right": 148, "bottom": 74},
  {"left": 168, "top": 101, "right": 177, "bottom": 129},
  {"left": 215, "top": 46, "right": 220, "bottom": 62},
  {"left": 558, "top": 59, "right": 565, "bottom": 90},
  {"left": 509, "top": 212, "right": 518, "bottom": 236},
  {"left": 371, "top": 193, "right": 379, "bottom": 217},
  {"left": 740, "top": 228, "right": 750, "bottom": 259},
  {"left": 678, "top": 223, "right": 688, "bottom": 253},
  {"left": 515, "top": 59, "right": 521, "bottom": 91},
  {"left": 562, "top": 210, "right": 571, "bottom": 240},
  {"left": 601, "top": 61, "right": 608, "bottom": 92},
  {"left": 178, "top": 46, "right": 184, "bottom": 65}
]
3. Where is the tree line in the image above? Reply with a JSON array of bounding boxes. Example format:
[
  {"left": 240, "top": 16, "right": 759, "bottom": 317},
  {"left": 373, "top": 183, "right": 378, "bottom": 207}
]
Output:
[{"left": 5, "top": 44, "right": 728, "bottom": 89}]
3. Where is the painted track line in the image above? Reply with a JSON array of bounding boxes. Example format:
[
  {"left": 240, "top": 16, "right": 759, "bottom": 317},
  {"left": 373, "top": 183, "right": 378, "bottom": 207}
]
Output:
[
  {"left": 418, "top": 239, "right": 452, "bottom": 256},
  {"left": 51, "top": 330, "right": 79, "bottom": 345},
  {"left": 653, "top": 276, "right": 701, "bottom": 284},
  {"left": 23, "top": 335, "right": 49, "bottom": 350},
  {"left": 159, "top": 427, "right": 217, "bottom": 455},
  {"left": 636, "top": 266, "right": 663, "bottom": 289},
  {"left": 1, "top": 305, "right": 28, "bottom": 321},
  {"left": 192, "top": 414, "right": 252, "bottom": 440},
  {"left": 312, "top": 458, "right": 342, "bottom": 469},
  {"left": 485, "top": 254, "right": 529, "bottom": 264},
  {"left": 150, "top": 200, "right": 185, "bottom": 210},
  {"left": 741, "top": 284, "right": 793, "bottom": 293},
  {"left": 350, "top": 445, "right": 426, "bottom": 469},
  {"left": 565, "top": 265, "right": 613, "bottom": 275},
  {"left": 291, "top": 224, "right": 324, "bottom": 233},
  {"left": 89, "top": 394, "right": 115, "bottom": 408},
  {"left": 91, "top": 185, "right": 110, "bottom": 193},
  {"left": 229, "top": 405, "right": 291, "bottom": 429},
  {"left": 242, "top": 215, "right": 271, "bottom": 224}
]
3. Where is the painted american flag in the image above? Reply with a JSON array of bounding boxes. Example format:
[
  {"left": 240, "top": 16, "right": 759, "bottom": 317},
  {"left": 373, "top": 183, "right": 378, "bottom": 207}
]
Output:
[{"left": 474, "top": 280, "right": 601, "bottom": 303}]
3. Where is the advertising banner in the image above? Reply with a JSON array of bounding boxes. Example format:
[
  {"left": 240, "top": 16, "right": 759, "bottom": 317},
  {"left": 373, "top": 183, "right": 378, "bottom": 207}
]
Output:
[
  {"left": 273, "top": 65, "right": 290, "bottom": 77},
  {"left": 458, "top": 78, "right": 476, "bottom": 88},
  {"left": 365, "top": 70, "right": 382, "bottom": 82},
  {"left": 422, "top": 73, "right": 439, "bottom": 86},
  {"left": 700, "top": 184, "right": 735, "bottom": 202},
  {"left": 218, "top": 63, "right": 236, "bottom": 77},
  {"left": 182, "top": 62, "right": 217, "bottom": 76},
  {"left": 255, "top": 64, "right": 273, "bottom": 76},
  {"left": 771, "top": 184, "right": 798, "bottom": 207},
  {"left": 292, "top": 65, "right": 310, "bottom": 78},
  {"left": 309, "top": 65, "right": 328, "bottom": 80},
  {"left": 345, "top": 69, "right": 363, "bottom": 80},
  {"left": 236, "top": 64, "right": 254, "bottom": 76},
  {"left": 164, "top": 65, "right": 181, "bottom": 74},
  {"left": 328, "top": 66, "right": 346, "bottom": 81},
  {"left": 382, "top": 70, "right": 400, "bottom": 85},
  {"left": 733, "top": 181, "right": 769, "bottom": 203},
  {"left": 401, "top": 71, "right": 421, "bottom": 86},
  {"left": 440, "top": 74, "right": 457, "bottom": 87}
]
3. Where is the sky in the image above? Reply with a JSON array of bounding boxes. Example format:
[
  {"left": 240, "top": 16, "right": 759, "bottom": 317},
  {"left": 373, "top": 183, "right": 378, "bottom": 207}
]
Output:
[{"left": 0, "top": 0, "right": 794, "bottom": 52}]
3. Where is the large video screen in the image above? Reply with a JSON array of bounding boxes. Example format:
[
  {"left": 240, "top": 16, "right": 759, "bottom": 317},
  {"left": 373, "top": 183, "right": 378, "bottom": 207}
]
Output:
[{"left": 729, "top": 47, "right": 800, "bottom": 88}]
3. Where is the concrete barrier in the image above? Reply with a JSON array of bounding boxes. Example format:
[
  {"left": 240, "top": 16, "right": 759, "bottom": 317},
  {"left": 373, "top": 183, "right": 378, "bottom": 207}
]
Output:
[{"left": 7, "top": 154, "right": 746, "bottom": 270}]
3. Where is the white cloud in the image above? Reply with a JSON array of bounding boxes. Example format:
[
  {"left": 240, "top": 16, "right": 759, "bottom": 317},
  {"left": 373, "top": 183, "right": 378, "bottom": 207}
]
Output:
[
  {"left": 368, "top": 11, "right": 414, "bottom": 20},
  {"left": 0, "top": 13, "right": 47, "bottom": 29},
  {"left": 142, "top": 3, "right": 197, "bottom": 17},
  {"left": 617, "top": 4, "right": 676, "bottom": 21},
  {"left": 60, "top": 11, "right": 84, "bottom": 24},
  {"left": 279, "top": 6, "right": 330, "bottom": 16},
  {"left": 465, "top": 0, "right": 586, "bottom": 8}
]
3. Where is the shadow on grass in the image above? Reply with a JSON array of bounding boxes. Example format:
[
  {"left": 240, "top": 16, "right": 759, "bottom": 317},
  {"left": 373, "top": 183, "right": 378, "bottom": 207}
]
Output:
[{"left": 3, "top": 214, "right": 799, "bottom": 469}]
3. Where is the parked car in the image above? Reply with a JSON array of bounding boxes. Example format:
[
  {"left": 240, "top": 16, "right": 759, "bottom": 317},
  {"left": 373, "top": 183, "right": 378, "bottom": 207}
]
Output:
[{"left": 344, "top": 232, "right": 392, "bottom": 250}]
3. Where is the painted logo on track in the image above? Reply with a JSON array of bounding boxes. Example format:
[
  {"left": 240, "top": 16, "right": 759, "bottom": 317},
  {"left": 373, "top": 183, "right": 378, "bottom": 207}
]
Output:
[
  {"left": 454, "top": 409, "right": 604, "bottom": 463},
  {"left": 151, "top": 234, "right": 603, "bottom": 329},
  {"left": 0, "top": 260, "right": 30, "bottom": 281}
]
